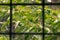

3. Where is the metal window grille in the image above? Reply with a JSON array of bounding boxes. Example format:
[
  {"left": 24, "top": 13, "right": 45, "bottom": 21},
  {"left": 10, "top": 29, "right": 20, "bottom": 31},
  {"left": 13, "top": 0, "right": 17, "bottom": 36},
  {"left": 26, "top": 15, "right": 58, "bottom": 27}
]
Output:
[{"left": 0, "top": 0, "right": 60, "bottom": 40}]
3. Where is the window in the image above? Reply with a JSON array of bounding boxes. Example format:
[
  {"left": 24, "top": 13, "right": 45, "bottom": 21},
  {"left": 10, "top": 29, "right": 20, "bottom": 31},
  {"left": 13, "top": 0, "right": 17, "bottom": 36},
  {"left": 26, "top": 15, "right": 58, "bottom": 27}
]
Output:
[{"left": 0, "top": 0, "right": 60, "bottom": 40}]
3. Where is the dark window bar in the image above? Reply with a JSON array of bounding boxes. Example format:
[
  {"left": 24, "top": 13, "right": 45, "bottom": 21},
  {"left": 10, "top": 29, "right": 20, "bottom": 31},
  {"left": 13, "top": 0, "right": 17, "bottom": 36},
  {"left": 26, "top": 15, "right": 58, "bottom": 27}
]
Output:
[
  {"left": 42, "top": 0, "right": 44, "bottom": 40},
  {"left": 10, "top": 0, "right": 12, "bottom": 40},
  {"left": 0, "top": 3, "right": 60, "bottom": 5}
]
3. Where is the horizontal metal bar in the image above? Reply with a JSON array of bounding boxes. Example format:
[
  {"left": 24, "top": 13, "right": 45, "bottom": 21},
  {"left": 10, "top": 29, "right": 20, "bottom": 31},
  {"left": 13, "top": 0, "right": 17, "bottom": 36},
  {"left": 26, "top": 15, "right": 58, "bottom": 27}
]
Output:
[{"left": 0, "top": 3, "right": 60, "bottom": 5}]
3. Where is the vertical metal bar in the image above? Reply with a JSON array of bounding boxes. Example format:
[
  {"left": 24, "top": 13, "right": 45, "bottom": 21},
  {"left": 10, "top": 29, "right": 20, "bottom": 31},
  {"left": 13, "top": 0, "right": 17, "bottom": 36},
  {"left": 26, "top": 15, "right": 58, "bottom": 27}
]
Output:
[
  {"left": 42, "top": 0, "right": 45, "bottom": 40},
  {"left": 10, "top": 0, "right": 12, "bottom": 40}
]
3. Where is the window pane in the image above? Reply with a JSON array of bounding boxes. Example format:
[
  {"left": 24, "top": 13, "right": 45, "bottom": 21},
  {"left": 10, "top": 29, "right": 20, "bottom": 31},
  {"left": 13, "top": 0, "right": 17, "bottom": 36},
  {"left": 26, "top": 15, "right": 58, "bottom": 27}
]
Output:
[
  {"left": 0, "top": 6, "right": 10, "bottom": 33},
  {"left": 12, "top": 35, "right": 42, "bottom": 40},
  {"left": 0, "top": 0, "right": 10, "bottom": 3},
  {"left": 44, "top": 5, "right": 60, "bottom": 33},
  {"left": 45, "top": 35, "right": 60, "bottom": 40},
  {"left": 12, "top": 0, "right": 41, "bottom": 3},
  {"left": 12, "top": 5, "right": 42, "bottom": 33},
  {"left": 0, "top": 35, "right": 10, "bottom": 40},
  {"left": 45, "top": 0, "right": 60, "bottom": 3}
]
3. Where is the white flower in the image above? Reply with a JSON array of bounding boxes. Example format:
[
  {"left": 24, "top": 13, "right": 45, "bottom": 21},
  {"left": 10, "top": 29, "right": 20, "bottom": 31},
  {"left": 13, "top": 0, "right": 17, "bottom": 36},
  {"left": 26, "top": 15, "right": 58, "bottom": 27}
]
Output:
[
  {"left": 45, "top": 27, "right": 50, "bottom": 33},
  {"left": 32, "top": 0, "right": 34, "bottom": 1},
  {"left": 47, "top": 0, "right": 51, "bottom": 2},
  {"left": 54, "top": 19, "right": 58, "bottom": 23},
  {"left": 3, "top": 0, "right": 6, "bottom": 3}
]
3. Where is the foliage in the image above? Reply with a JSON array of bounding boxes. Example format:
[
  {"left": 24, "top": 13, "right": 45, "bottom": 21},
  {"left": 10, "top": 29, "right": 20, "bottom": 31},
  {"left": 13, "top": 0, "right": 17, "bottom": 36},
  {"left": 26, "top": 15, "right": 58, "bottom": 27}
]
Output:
[
  {"left": 0, "top": 35, "right": 9, "bottom": 40},
  {"left": 12, "top": 35, "right": 42, "bottom": 40},
  {"left": 0, "top": 3, "right": 60, "bottom": 40},
  {"left": 12, "top": 0, "right": 41, "bottom": 3},
  {"left": 45, "top": 35, "right": 57, "bottom": 40},
  {"left": 0, "top": 6, "right": 10, "bottom": 33},
  {"left": 0, "top": 0, "right": 10, "bottom": 3},
  {"left": 12, "top": 5, "right": 42, "bottom": 33},
  {"left": 44, "top": 6, "right": 60, "bottom": 33}
]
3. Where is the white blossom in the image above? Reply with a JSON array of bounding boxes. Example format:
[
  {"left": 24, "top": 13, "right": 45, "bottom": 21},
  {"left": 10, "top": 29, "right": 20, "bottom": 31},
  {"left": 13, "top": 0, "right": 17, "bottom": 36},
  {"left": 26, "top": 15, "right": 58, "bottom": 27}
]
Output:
[
  {"left": 32, "top": 0, "right": 34, "bottom": 1},
  {"left": 54, "top": 19, "right": 58, "bottom": 23},
  {"left": 45, "top": 27, "right": 50, "bottom": 33},
  {"left": 3, "top": 0, "right": 6, "bottom": 3},
  {"left": 47, "top": 0, "right": 51, "bottom": 2}
]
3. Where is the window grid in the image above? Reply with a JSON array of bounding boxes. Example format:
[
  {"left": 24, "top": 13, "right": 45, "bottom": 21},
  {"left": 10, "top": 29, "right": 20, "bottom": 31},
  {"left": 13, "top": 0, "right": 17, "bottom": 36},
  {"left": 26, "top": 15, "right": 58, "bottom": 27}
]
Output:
[{"left": 0, "top": 0, "right": 60, "bottom": 40}]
